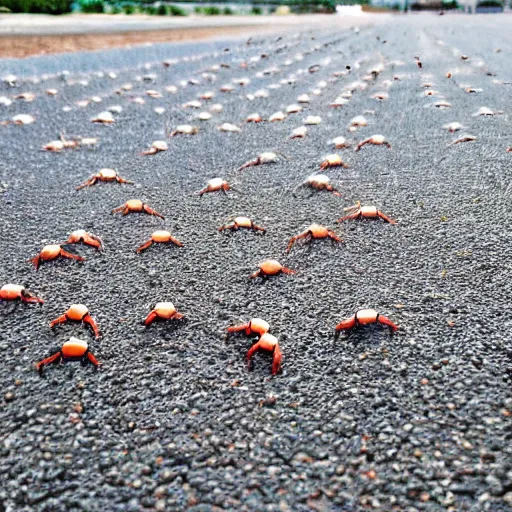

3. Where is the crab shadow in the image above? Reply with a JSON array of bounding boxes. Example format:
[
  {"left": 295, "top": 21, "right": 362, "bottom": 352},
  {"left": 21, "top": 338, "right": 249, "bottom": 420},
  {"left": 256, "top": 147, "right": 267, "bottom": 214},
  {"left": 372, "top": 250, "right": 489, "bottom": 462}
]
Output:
[{"left": 335, "top": 325, "right": 395, "bottom": 347}]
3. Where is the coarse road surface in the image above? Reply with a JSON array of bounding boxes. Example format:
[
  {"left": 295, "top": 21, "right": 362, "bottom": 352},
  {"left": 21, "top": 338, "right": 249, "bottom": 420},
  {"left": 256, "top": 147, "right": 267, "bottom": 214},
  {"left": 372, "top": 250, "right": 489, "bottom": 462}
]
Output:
[{"left": 1, "top": 13, "right": 511, "bottom": 512}]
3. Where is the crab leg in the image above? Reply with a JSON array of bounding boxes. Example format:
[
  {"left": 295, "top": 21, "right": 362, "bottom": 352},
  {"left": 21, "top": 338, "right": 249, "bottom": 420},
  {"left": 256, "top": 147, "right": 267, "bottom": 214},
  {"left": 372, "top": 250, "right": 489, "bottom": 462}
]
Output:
[
  {"left": 83, "top": 314, "right": 101, "bottom": 338},
  {"left": 281, "top": 267, "right": 296, "bottom": 275},
  {"left": 377, "top": 211, "right": 397, "bottom": 224},
  {"left": 36, "top": 352, "right": 62, "bottom": 374},
  {"left": 227, "top": 323, "right": 249, "bottom": 333},
  {"left": 286, "top": 232, "right": 309, "bottom": 252},
  {"left": 60, "top": 250, "right": 85, "bottom": 263},
  {"left": 86, "top": 352, "right": 101, "bottom": 366},
  {"left": 136, "top": 240, "right": 154, "bottom": 253},
  {"left": 272, "top": 344, "right": 283, "bottom": 375},
  {"left": 327, "top": 232, "right": 342, "bottom": 243},
  {"left": 377, "top": 315, "right": 399, "bottom": 332},
  {"left": 49, "top": 314, "right": 69, "bottom": 329},
  {"left": 115, "top": 176, "right": 133, "bottom": 185},
  {"left": 21, "top": 291, "right": 44, "bottom": 304},
  {"left": 335, "top": 315, "right": 356, "bottom": 331},
  {"left": 237, "top": 158, "right": 259, "bottom": 171},
  {"left": 30, "top": 255, "right": 42, "bottom": 270},
  {"left": 142, "top": 205, "right": 165, "bottom": 219},
  {"left": 250, "top": 222, "right": 266, "bottom": 232},
  {"left": 76, "top": 177, "right": 97, "bottom": 190}
]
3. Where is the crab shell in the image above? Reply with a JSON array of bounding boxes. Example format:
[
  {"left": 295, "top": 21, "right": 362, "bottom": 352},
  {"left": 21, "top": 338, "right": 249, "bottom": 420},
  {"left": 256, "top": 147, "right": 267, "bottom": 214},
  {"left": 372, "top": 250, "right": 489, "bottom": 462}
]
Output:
[
  {"left": 153, "top": 302, "right": 179, "bottom": 319},
  {"left": 152, "top": 230, "right": 172, "bottom": 242},
  {"left": 307, "top": 174, "right": 330, "bottom": 187},
  {"left": 99, "top": 168, "right": 117, "bottom": 179},
  {"left": 66, "top": 304, "right": 90, "bottom": 321},
  {"left": 259, "top": 260, "right": 284, "bottom": 275},
  {"left": 61, "top": 337, "right": 89, "bottom": 358},
  {"left": 249, "top": 318, "right": 270, "bottom": 335},
  {"left": 1, "top": 284, "right": 25, "bottom": 299}
]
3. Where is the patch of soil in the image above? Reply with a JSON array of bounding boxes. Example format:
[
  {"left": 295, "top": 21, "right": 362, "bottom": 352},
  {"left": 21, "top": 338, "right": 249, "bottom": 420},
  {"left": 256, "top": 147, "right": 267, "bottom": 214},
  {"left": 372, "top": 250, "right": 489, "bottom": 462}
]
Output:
[{"left": 1, "top": 25, "right": 270, "bottom": 58}]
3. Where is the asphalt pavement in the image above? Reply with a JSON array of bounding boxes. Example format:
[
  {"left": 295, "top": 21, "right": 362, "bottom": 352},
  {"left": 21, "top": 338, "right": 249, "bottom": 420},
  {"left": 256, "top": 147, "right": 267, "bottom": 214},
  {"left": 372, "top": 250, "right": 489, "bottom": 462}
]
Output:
[{"left": 0, "top": 13, "right": 511, "bottom": 512}]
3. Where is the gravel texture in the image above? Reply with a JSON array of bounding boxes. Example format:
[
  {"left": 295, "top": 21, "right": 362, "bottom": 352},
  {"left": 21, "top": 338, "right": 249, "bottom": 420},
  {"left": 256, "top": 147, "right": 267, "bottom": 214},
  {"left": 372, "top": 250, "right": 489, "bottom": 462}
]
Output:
[{"left": 0, "top": 14, "right": 511, "bottom": 512}]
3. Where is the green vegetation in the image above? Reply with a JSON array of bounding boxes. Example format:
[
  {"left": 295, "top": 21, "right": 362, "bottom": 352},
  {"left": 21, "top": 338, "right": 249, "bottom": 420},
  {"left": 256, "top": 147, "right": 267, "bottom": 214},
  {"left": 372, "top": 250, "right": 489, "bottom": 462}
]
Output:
[{"left": 0, "top": 0, "right": 72, "bottom": 14}]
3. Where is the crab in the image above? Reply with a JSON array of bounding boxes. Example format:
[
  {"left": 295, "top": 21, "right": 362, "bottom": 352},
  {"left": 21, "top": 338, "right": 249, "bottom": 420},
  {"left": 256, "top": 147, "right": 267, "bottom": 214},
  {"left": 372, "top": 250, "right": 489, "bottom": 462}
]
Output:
[
  {"left": 287, "top": 224, "right": 342, "bottom": 252},
  {"left": 269, "top": 111, "right": 286, "bottom": 122},
  {"left": 227, "top": 318, "right": 269, "bottom": 336},
  {"left": 199, "top": 178, "right": 231, "bottom": 196},
  {"left": 355, "top": 135, "right": 391, "bottom": 152},
  {"left": 290, "top": 126, "right": 307, "bottom": 139},
  {"left": 219, "top": 216, "right": 265, "bottom": 233},
  {"left": 237, "top": 152, "right": 277, "bottom": 171},
  {"left": 36, "top": 337, "right": 100, "bottom": 375},
  {"left": 349, "top": 115, "right": 368, "bottom": 130},
  {"left": 298, "top": 174, "right": 341, "bottom": 197},
  {"left": 49, "top": 303, "right": 100, "bottom": 339},
  {"left": 218, "top": 123, "right": 241, "bottom": 133},
  {"left": 136, "top": 230, "right": 183, "bottom": 253},
  {"left": 335, "top": 309, "right": 398, "bottom": 333},
  {"left": 304, "top": 115, "right": 322, "bottom": 125},
  {"left": 91, "top": 111, "right": 114, "bottom": 124},
  {"left": 76, "top": 168, "right": 133, "bottom": 190},
  {"left": 443, "top": 122, "right": 463, "bottom": 133},
  {"left": 42, "top": 135, "right": 78, "bottom": 152},
  {"left": 169, "top": 125, "right": 199, "bottom": 137},
  {"left": 67, "top": 230, "right": 103, "bottom": 250},
  {"left": 338, "top": 202, "right": 396, "bottom": 224},
  {"left": 331, "top": 136, "right": 349, "bottom": 149},
  {"left": 31, "top": 244, "right": 84, "bottom": 270},
  {"left": 473, "top": 107, "right": 502, "bottom": 117},
  {"left": 112, "top": 199, "right": 164, "bottom": 219},
  {"left": 247, "top": 333, "right": 282, "bottom": 375},
  {"left": 371, "top": 92, "right": 389, "bottom": 101},
  {"left": 331, "top": 97, "right": 350, "bottom": 108},
  {"left": 144, "top": 302, "right": 184, "bottom": 326},
  {"left": 0, "top": 284, "right": 44, "bottom": 304},
  {"left": 246, "top": 113, "right": 263, "bottom": 123},
  {"left": 250, "top": 259, "right": 295, "bottom": 279},
  {"left": 141, "top": 141, "right": 168, "bottom": 155},
  {"left": 320, "top": 154, "right": 349, "bottom": 170},
  {"left": 450, "top": 135, "right": 477, "bottom": 145}
]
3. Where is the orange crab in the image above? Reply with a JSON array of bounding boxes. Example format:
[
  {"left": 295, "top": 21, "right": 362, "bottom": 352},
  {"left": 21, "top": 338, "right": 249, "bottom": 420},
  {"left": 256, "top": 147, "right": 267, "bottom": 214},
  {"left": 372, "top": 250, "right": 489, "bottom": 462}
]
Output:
[
  {"left": 355, "top": 135, "right": 391, "bottom": 152},
  {"left": 335, "top": 309, "right": 398, "bottom": 333},
  {"left": 320, "top": 154, "right": 349, "bottom": 170},
  {"left": 237, "top": 152, "right": 278, "bottom": 172},
  {"left": 144, "top": 302, "right": 184, "bottom": 326},
  {"left": 31, "top": 244, "right": 84, "bottom": 270},
  {"left": 218, "top": 216, "right": 265, "bottom": 233},
  {"left": 49, "top": 304, "right": 100, "bottom": 339},
  {"left": 140, "top": 140, "right": 168, "bottom": 156},
  {"left": 112, "top": 199, "right": 164, "bottom": 219},
  {"left": 198, "top": 178, "right": 231, "bottom": 196},
  {"left": 287, "top": 224, "right": 342, "bottom": 252},
  {"left": 227, "top": 318, "right": 270, "bottom": 336},
  {"left": 297, "top": 174, "right": 341, "bottom": 197},
  {"left": 76, "top": 168, "right": 133, "bottom": 190},
  {"left": 247, "top": 333, "right": 282, "bottom": 375},
  {"left": 67, "top": 229, "right": 103, "bottom": 250},
  {"left": 338, "top": 202, "right": 396, "bottom": 224},
  {"left": 250, "top": 259, "right": 295, "bottom": 279},
  {"left": 36, "top": 337, "right": 100, "bottom": 375},
  {"left": 0, "top": 284, "right": 44, "bottom": 304},
  {"left": 136, "top": 230, "right": 183, "bottom": 253}
]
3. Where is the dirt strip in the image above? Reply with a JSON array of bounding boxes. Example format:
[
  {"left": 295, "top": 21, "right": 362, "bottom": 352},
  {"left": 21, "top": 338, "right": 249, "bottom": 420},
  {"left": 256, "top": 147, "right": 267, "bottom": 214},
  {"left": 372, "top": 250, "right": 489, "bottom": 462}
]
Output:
[{"left": 0, "top": 25, "right": 281, "bottom": 59}]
